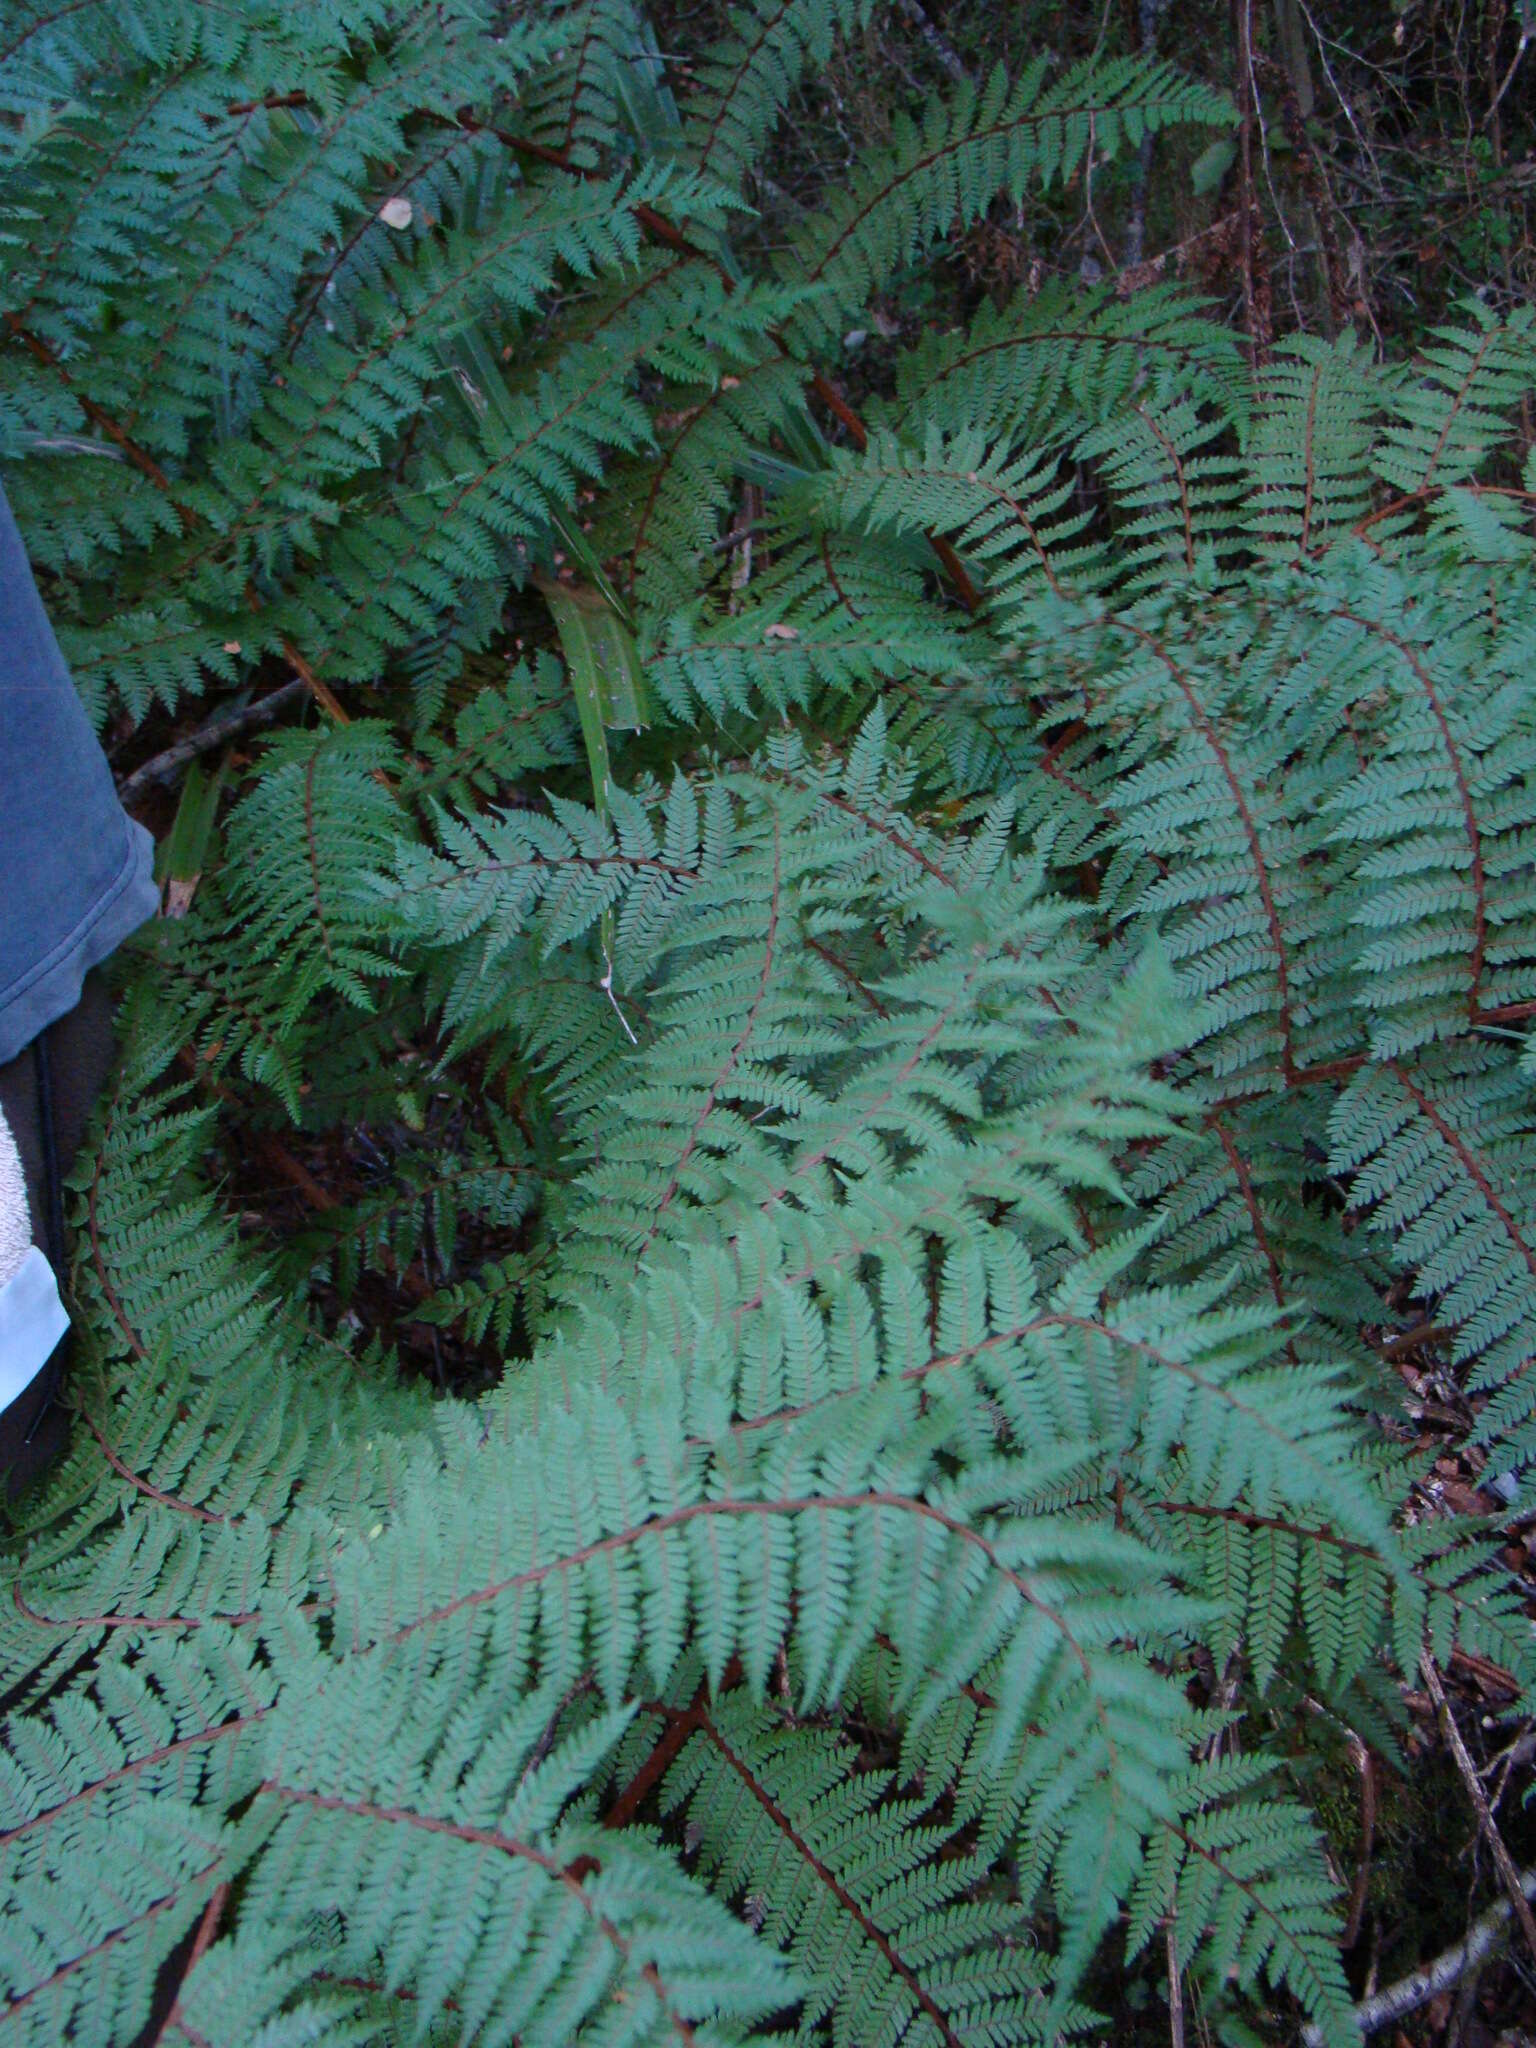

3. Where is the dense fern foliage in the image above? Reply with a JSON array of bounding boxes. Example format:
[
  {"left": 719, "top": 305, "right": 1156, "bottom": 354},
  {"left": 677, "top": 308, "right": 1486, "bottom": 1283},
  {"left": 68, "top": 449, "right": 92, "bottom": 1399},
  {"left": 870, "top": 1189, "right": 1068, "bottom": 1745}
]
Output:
[{"left": 3, "top": 4, "right": 1536, "bottom": 2043}]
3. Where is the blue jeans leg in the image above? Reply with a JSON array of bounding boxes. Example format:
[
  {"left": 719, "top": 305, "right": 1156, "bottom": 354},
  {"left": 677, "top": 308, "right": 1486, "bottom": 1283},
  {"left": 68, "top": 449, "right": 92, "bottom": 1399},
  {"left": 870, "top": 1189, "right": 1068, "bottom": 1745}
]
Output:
[{"left": 0, "top": 480, "right": 158, "bottom": 1065}]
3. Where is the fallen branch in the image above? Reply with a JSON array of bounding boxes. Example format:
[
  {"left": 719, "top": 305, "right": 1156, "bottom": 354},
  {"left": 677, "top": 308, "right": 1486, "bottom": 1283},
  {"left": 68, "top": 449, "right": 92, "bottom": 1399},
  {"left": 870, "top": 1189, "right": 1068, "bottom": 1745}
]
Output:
[
  {"left": 117, "top": 680, "right": 310, "bottom": 804},
  {"left": 1302, "top": 1863, "right": 1536, "bottom": 2044},
  {"left": 894, "top": 0, "right": 971, "bottom": 87},
  {"left": 1116, "top": 210, "right": 1245, "bottom": 296}
]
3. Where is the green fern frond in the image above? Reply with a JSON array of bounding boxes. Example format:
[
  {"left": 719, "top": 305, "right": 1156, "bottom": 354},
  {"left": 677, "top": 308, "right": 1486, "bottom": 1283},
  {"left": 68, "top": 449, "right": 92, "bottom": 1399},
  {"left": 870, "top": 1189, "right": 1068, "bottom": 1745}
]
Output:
[
  {"left": 251, "top": 1668, "right": 789, "bottom": 2046},
  {"left": 889, "top": 279, "right": 1248, "bottom": 445},
  {"left": 1374, "top": 300, "right": 1536, "bottom": 500},
  {"left": 657, "top": 1683, "right": 1075, "bottom": 2046},
  {"left": 780, "top": 57, "right": 1232, "bottom": 355},
  {"left": 1331, "top": 1042, "right": 1536, "bottom": 1499}
]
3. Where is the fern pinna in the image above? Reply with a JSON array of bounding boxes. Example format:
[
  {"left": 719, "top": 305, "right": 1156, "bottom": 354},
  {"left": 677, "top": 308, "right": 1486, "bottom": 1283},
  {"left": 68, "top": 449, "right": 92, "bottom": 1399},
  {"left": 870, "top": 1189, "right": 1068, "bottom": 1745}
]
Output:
[{"left": 2, "top": 3, "right": 1535, "bottom": 2044}]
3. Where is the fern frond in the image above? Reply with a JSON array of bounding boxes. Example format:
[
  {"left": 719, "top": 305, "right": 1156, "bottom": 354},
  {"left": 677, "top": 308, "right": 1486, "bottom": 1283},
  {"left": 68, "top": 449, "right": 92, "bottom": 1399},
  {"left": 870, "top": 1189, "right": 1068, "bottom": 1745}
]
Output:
[
  {"left": 889, "top": 279, "right": 1249, "bottom": 444},
  {"left": 682, "top": 0, "right": 877, "bottom": 201},
  {"left": 1374, "top": 300, "right": 1536, "bottom": 500},
  {"left": 1131, "top": 1771, "right": 1356, "bottom": 2048},
  {"left": 780, "top": 57, "right": 1231, "bottom": 355},
  {"left": 517, "top": 0, "right": 646, "bottom": 169},
  {"left": 658, "top": 1684, "right": 1072, "bottom": 2047},
  {"left": 251, "top": 1669, "right": 789, "bottom": 2046},
  {"left": 1242, "top": 331, "right": 1384, "bottom": 555},
  {"left": 1311, "top": 549, "right": 1536, "bottom": 1053},
  {"left": 1331, "top": 1042, "right": 1536, "bottom": 1498}
]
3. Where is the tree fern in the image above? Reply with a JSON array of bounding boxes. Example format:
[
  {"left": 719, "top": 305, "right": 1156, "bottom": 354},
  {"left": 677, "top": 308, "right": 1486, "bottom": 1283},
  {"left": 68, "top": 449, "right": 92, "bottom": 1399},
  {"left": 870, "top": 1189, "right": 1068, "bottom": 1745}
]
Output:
[{"left": 4, "top": 4, "right": 1536, "bottom": 2045}]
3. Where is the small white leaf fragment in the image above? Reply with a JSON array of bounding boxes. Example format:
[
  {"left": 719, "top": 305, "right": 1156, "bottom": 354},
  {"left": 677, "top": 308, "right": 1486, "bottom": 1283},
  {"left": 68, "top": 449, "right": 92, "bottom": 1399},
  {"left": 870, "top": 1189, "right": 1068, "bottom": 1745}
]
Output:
[
  {"left": 163, "top": 876, "right": 199, "bottom": 920},
  {"left": 378, "top": 195, "right": 412, "bottom": 230}
]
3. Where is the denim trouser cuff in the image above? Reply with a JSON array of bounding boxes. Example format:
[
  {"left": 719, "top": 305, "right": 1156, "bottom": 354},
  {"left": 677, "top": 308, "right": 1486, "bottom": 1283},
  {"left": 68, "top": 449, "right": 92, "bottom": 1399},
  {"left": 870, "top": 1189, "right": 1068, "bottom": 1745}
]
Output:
[{"left": 0, "top": 815, "right": 157, "bottom": 1066}]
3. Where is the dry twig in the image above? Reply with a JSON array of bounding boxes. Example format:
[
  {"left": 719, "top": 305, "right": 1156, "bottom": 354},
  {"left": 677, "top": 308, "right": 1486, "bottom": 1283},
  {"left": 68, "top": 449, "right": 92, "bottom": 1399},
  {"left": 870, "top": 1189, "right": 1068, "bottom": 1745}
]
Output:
[
  {"left": 1165, "top": 1918, "right": 1185, "bottom": 2048},
  {"left": 1421, "top": 1650, "right": 1536, "bottom": 1964}
]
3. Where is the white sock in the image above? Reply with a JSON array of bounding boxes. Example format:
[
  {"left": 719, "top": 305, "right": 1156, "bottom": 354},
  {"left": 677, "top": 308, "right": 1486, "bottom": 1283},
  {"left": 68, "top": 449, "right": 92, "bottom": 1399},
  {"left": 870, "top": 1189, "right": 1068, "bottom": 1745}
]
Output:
[
  {"left": 0, "top": 1107, "right": 27, "bottom": 1293},
  {"left": 0, "top": 1104, "right": 68, "bottom": 1406}
]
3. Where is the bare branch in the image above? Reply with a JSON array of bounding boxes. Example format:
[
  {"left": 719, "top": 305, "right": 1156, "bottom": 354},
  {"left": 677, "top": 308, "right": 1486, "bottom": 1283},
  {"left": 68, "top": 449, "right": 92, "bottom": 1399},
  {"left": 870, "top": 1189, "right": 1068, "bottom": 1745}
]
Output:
[
  {"left": 1303, "top": 1863, "right": 1536, "bottom": 2044},
  {"left": 117, "top": 681, "right": 311, "bottom": 803}
]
